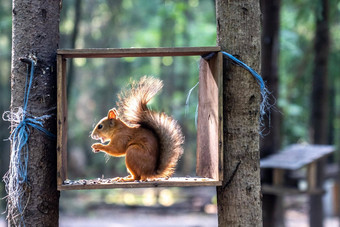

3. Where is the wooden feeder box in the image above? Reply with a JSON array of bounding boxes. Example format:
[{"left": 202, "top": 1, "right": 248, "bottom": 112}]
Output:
[
  {"left": 57, "top": 47, "right": 224, "bottom": 190},
  {"left": 260, "top": 144, "right": 335, "bottom": 195}
]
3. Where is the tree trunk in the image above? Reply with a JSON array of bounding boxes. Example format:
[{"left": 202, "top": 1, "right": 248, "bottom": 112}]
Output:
[
  {"left": 310, "top": 0, "right": 329, "bottom": 145},
  {"left": 260, "top": 0, "right": 284, "bottom": 226},
  {"left": 260, "top": 0, "right": 281, "bottom": 156},
  {"left": 10, "top": 0, "right": 61, "bottom": 226},
  {"left": 216, "top": 1, "right": 263, "bottom": 226},
  {"left": 309, "top": 0, "right": 329, "bottom": 227}
]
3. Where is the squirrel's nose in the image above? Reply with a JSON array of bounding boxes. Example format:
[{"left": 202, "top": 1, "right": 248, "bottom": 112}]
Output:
[{"left": 91, "top": 133, "right": 98, "bottom": 140}]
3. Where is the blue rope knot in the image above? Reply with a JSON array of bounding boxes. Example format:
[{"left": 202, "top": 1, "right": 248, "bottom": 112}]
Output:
[{"left": 3, "top": 57, "right": 55, "bottom": 226}]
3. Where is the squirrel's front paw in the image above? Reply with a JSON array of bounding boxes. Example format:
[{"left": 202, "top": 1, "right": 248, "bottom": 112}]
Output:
[{"left": 91, "top": 144, "right": 101, "bottom": 153}]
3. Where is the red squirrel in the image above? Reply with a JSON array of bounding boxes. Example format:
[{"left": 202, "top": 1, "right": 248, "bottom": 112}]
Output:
[{"left": 91, "top": 76, "right": 184, "bottom": 182}]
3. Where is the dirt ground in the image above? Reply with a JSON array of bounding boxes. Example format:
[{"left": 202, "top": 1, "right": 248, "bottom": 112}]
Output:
[
  {"left": 1, "top": 186, "right": 339, "bottom": 227},
  {"left": 59, "top": 212, "right": 339, "bottom": 227},
  {"left": 1, "top": 210, "right": 339, "bottom": 227}
]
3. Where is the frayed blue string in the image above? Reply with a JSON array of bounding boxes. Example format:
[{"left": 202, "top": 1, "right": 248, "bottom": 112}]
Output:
[
  {"left": 203, "top": 51, "right": 270, "bottom": 125},
  {"left": 185, "top": 82, "right": 199, "bottom": 129},
  {"left": 3, "top": 58, "right": 55, "bottom": 226},
  {"left": 220, "top": 51, "right": 269, "bottom": 121},
  {"left": 185, "top": 81, "right": 199, "bottom": 115}
]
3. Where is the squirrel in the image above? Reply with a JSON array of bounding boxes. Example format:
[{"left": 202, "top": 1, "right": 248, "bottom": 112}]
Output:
[{"left": 91, "top": 76, "right": 184, "bottom": 182}]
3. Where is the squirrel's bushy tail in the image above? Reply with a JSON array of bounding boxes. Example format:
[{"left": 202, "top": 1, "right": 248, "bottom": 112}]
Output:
[{"left": 117, "top": 76, "right": 184, "bottom": 178}]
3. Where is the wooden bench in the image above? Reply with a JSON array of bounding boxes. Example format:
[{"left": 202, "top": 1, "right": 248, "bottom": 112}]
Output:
[{"left": 260, "top": 144, "right": 335, "bottom": 195}]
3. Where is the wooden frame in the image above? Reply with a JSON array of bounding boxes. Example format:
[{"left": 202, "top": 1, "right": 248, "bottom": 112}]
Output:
[{"left": 57, "top": 47, "right": 223, "bottom": 190}]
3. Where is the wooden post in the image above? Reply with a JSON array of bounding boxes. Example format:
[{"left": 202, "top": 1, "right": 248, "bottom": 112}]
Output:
[
  {"left": 216, "top": 0, "right": 263, "bottom": 226},
  {"left": 273, "top": 169, "right": 284, "bottom": 186},
  {"left": 307, "top": 162, "right": 318, "bottom": 191},
  {"left": 57, "top": 55, "right": 68, "bottom": 187}
]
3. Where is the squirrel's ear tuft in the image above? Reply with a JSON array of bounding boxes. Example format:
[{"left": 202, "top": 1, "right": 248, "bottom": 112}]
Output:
[{"left": 108, "top": 109, "right": 118, "bottom": 119}]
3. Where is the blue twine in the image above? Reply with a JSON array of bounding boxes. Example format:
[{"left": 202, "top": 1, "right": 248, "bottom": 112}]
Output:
[
  {"left": 15, "top": 60, "right": 55, "bottom": 139},
  {"left": 203, "top": 51, "right": 270, "bottom": 124},
  {"left": 3, "top": 58, "right": 55, "bottom": 226}
]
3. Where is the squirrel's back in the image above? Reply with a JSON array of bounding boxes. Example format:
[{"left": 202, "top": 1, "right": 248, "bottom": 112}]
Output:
[{"left": 117, "top": 76, "right": 184, "bottom": 178}]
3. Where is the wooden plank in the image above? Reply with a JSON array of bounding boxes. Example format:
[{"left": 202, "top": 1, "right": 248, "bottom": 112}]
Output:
[
  {"left": 57, "top": 177, "right": 223, "bottom": 190},
  {"left": 262, "top": 184, "right": 325, "bottom": 196},
  {"left": 260, "top": 144, "right": 335, "bottom": 170},
  {"left": 56, "top": 54, "right": 63, "bottom": 186},
  {"left": 57, "top": 46, "right": 221, "bottom": 58},
  {"left": 333, "top": 182, "right": 340, "bottom": 215},
  {"left": 216, "top": 52, "right": 223, "bottom": 181},
  {"left": 57, "top": 55, "right": 68, "bottom": 186},
  {"left": 209, "top": 52, "right": 223, "bottom": 181},
  {"left": 196, "top": 54, "right": 220, "bottom": 180},
  {"left": 273, "top": 169, "right": 284, "bottom": 186},
  {"left": 307, "top": 162, "right": 318, "bottom": 191}
]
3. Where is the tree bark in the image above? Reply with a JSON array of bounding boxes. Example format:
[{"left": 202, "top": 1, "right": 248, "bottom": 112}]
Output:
[
  {"left": 216, "top": 1, "right": 263, "bottom": 226},
  {"left": 10, "top": 0, "right": 61, "bottom": 226},
  {"left": 309, "top": 0, "right": 329, "bottom": 227},
  {"left": 260, "top": 0, "right": 284, "bottom": 226}
]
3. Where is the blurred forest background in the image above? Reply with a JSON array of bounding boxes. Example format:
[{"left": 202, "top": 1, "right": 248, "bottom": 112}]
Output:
[{"left": 1, "top": 0, "right": 340, "bottom": 225}]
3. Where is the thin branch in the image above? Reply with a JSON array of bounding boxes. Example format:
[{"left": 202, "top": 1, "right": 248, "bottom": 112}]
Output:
[{"left": 223, "top": 161, "right": 241, "bottom": 190}]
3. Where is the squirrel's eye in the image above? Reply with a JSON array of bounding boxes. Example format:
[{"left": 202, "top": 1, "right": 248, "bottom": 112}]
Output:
[{"left": 97, "top": 124, "right": 103, "bottom": 130}]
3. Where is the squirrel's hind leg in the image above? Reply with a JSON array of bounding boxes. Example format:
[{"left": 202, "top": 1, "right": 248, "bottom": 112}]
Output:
[{"left": 124, "top": 145, "right": 157, "bottom": 181}]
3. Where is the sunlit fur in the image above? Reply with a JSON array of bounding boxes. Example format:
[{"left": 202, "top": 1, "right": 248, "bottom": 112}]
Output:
[{"left": 91, "top": 76, "right": 184, "bottom": 180}]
